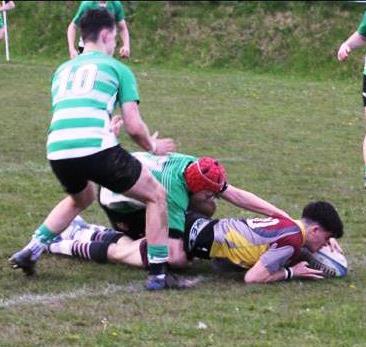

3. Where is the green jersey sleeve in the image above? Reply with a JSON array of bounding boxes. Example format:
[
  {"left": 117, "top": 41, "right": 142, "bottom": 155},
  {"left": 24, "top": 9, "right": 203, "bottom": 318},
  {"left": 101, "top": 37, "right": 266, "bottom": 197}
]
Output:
[
  {"left": 72, "top": 1, "right": 92, "bottom": 26},
  {"left": 357, "top": 12, "right": 366, "bottom": 37},
  {"left": 116, "top": 63, "right": 140, "bottom": 105},
  {"left": 113, "top": 1, "right": 125, "bottom": 22}
]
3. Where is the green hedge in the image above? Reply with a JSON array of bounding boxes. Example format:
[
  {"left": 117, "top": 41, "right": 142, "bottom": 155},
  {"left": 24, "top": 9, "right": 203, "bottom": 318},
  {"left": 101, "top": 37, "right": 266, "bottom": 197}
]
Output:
[{"left": 2, "top": 1, "right": 366, "bottom": 79}]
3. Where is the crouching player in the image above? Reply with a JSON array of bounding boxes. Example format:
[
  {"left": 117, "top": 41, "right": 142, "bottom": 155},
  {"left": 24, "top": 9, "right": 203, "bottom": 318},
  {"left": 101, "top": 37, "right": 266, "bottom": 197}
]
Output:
[{"left": 48, "top": 200, "right": 344, "bottom": 284}]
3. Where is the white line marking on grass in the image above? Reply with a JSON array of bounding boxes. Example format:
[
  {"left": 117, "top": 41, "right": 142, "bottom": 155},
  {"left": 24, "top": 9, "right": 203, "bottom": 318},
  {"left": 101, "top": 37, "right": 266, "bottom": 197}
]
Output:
[
  {"left": 0, "top": 282, "right": 143, "bottom": 309},
  {"left": 0, "top": 276, "right": 207, "bottom": 309}
]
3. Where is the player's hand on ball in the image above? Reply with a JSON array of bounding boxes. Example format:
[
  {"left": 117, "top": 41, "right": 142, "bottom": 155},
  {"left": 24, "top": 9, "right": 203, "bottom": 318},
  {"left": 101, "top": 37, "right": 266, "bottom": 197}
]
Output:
[{"left": 292, "top": 261, "right": 324, "bottom": 279}]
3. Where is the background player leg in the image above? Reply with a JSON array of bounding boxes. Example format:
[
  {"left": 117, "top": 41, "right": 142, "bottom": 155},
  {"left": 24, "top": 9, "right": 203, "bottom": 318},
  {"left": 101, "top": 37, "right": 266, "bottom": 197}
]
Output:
[{"left": 9, "top": 182, "right": 95, "bottom": 274}]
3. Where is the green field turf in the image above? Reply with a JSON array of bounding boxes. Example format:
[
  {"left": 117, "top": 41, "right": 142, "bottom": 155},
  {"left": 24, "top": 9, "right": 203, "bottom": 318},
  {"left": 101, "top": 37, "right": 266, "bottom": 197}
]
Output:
[{"left": 1, "top": 60, "right": 366, "bottom": 347}]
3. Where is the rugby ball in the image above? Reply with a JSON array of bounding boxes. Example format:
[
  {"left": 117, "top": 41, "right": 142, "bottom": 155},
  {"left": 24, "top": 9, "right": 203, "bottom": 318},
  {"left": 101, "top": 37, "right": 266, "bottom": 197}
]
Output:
[{"left": 307, "top": 246, "right": 348, "bottom": 278}]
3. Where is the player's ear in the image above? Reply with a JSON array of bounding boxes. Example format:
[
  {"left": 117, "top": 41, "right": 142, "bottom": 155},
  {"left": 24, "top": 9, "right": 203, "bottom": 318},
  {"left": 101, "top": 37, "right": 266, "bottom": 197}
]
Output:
[
  {"left": 308, "top": 224, "right": 318, "bottom": 239},
  {"left": 100, "top": 28, "right": 110, "bottom": 43}
]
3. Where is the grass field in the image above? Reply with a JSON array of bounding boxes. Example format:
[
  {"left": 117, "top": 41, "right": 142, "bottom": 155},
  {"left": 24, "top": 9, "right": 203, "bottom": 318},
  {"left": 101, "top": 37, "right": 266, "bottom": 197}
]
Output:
[{"left": 1, "top": 60, "right": 366, "bottom": 347}]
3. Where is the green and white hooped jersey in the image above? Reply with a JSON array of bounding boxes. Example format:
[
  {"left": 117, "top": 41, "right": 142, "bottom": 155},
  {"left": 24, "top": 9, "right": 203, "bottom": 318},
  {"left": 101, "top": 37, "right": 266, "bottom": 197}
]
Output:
[{"left": 48, "top": 51, "right": 139, "bottom": 160}]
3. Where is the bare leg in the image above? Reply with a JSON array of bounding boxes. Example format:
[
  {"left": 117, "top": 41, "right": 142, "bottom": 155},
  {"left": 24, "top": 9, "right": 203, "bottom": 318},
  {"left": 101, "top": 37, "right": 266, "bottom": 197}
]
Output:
[
  {"left": 9, "top": 182, "right": 96, "bottom": 274},
  {"left": 168, "top": 239, "right": 188, "bottom": 268},
  {"left": 123, "top": 165, "right": 168, "bottom": 247},
  {"left": 108, "top": 236, "right": 143, "bottom": 267},
  {"left": 107, "top": 237, "right": 187, "bottom": 269},
  {"left": 43, "top": 182, "right": 95, "bottom": 233}
]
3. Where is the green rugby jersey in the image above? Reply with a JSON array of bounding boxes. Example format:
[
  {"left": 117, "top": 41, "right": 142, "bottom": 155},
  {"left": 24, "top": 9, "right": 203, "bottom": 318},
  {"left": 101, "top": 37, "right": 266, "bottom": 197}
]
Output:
[
  {"left": 48, "top": 51, "right": 139, "bottom": 160},
  {"left": 72, "top": 1, "right": 125, "bottom": 26},
  {"left": 100, "top": 152, "right": 197, "bottom": 232},
  {"left": 133, "top": 152, "right": 197, "bottom": 232}
]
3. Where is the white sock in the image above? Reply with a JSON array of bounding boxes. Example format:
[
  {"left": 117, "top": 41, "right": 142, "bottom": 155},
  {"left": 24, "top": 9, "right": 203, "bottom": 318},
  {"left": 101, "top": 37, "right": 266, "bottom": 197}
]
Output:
[{"left": 48, "top": 239, "right": 74, "bottom": 256}]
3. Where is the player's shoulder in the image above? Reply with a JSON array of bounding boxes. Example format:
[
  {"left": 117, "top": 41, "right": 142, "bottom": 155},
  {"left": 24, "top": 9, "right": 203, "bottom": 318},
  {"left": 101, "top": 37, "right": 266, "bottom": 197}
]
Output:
[
  {"left": 105, "top": 57, "right": 135, "bottom": 76},
  {"left": 111, "top": 1, "right": 123, "bottom": 9},
  {"left": 78, "top": 1, "right": 93, "bottom": 10},
  {"left": 275, "top": 218, "right": 304, "bottom": 248}
]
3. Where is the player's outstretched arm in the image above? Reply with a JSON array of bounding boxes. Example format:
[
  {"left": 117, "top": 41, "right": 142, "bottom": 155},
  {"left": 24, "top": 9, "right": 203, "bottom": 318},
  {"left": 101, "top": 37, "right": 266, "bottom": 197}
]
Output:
[
  {"left": 122, "top": 101, "right": 176, "bottom": 155},
  {"left": 244, "top": 260, "right": 324, "bottom": 284},
  {"left": 337, "top": 31, "right": 366, "bottom": 61},
  {"left": 220, "top": 184, "right": 291, "bottom": 219}
]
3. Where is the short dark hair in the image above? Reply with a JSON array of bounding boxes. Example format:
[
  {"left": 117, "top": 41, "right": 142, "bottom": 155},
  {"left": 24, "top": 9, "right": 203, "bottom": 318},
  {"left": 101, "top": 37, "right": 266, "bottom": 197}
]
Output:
[
  {"left": 302, "top": 201, "right": 343, "bottom": 239},
  {"left": 80, "top": 8, "right": 115, "bottom": 43}
]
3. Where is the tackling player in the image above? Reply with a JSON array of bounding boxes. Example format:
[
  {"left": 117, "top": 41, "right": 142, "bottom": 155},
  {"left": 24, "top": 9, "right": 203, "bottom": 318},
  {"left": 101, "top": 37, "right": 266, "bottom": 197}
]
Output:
[
  {"left": 97, "top": 151, "right": 291, "bottom": 267},
  {"left": 67, "top": 1, "right": 130, "bottom": 59},
  {"left": 48, "top": 201, "right": 344, "bottom": 284}
]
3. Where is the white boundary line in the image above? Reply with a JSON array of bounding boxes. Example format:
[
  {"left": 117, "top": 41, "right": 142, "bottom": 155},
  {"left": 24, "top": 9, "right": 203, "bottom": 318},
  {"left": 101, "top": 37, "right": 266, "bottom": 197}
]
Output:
[
  {"left": 0, "top": 276, "right": 207, "bottom": 309},
  {"left": 0, "top": 282, "right": 143, "bottom": 309}
]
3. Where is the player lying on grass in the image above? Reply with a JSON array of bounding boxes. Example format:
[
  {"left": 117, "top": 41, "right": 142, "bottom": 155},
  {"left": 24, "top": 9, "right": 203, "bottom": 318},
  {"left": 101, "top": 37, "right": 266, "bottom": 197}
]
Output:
[
  {"left": 96, "top": 151, "right": 291, "bottom": 268},
  {"left": 48, "top": 200, "right": 343, "bottom": 283}
]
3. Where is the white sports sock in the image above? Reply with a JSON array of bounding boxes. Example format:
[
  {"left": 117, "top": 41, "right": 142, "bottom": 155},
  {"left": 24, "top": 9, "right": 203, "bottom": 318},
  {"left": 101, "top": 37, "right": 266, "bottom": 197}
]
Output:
[{"left": 49, "top": 239, "right": 74, "bottom": 256}]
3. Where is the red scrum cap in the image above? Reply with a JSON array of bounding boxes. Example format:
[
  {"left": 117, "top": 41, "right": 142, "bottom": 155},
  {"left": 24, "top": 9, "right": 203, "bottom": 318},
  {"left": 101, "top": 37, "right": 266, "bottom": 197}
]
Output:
[{"left": 184, "top": 157, "right": 227, "bottom": 194}]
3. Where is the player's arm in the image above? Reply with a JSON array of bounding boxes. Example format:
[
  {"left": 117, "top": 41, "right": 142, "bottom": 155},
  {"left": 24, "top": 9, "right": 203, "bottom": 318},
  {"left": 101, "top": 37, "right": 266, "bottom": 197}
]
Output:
[
  {"left": 67, "top": 2, "right": 86, "bottom": 59},
  {"left": 121, "top": 102, "right": 176, "bottom": 155},
  {"left": 117, "top": 20, "right": 130, "bottom": 58},
  {"left": 118, "top": 66, "right": 176, "bottom": 154},
  {"left": 0, "top": 1, "right": 15, "bottom": 11},
  {"left": 244, "top": 259, "right": 324, "bottom": 284},
  {"left": 338, "top": 31, "right": 366, "bottom": 61},
  {"left": 67, "top": 21, "right": 79, "bottom": 59},
  {"left": 219, "top": 184, "right": 291, "bottom": 219}
]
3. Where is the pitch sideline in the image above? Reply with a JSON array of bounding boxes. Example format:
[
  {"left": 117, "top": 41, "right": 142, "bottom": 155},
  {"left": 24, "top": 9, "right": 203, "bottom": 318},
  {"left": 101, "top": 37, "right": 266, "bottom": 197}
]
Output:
[{"left": 0, "top": 276, "right": 206, "bottom": 309}]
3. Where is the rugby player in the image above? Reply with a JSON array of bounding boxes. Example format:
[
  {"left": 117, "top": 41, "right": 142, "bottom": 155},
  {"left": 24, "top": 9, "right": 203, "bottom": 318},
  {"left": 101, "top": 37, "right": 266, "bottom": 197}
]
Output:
[
  {"left": 9, "top": 9, "right": 176, "bottom": 290},
  {"left": 67, "top": 1, "right": 130, "bottom": 59}
]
